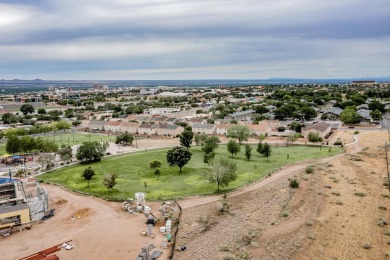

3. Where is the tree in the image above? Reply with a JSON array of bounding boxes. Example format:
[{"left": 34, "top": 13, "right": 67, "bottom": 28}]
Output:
[
  {"left": 6, "top": 135, "right": 21, "bottom": 154},
  {"left": 203, "top": 152, "right": 216, "bottom": 164},
  {"left": 19, "top": 135, "right": 35, "bottom": 153},
  {"left": 194, "top": 133, "right": 208, "bottom": 149},
  {"left": 115, "top": 131, "right": 134, "bottom": 146},
  {"left": 308, "top": 132, "right": 323, "bottom": 145},
  {"left": 260, "top": 142, "right": 272, "bottom": 161},
  {"left": 227, "top": 125, "right": 249, "bottom": 144},
  {"left": 20, "top": 104, "right": 34, "bottom": 115},
  {"left": 52, "top": 120, "right": 72, "bottom": 132},
  {"left": 103, "top": 173, "right": 118, "bottom": 189},
  {"left": 208, "top": 159, "right": 237, "bottom": 191},
  {"left": 76, "top": 141, "right": 109, "bottom": 163},
  {"left": 2, "top": 113, "right": 18, "bottom": 124},
  {"left": 149, "top": 159, "right": 162, "bottom": 177},
  {"left": 37, "top": 108, "right": 46, "bottom": 114},
  {"left": 255, "top": 105, "right": 269, "bottom": 114},
  {"left": 72, "top": 120, "right": 81, "bottom": 127},
  {"left": 245, "top": 144, "right": 252, "bottom": 161},
  {"left": 369, "top": 100, "right": 385, "bottom": 113},
  {"left": 82, "top": 167, "right": 95, "bottom": 187},
  {"left": 286, "top": 132, "right": 300, "bottom": 146},
  {"left": 256, "top": 141, "right": 263, "bottom": 156},
  {"left": 58, "top": 145, "right": 72, "bottom": 162},
  {"left": 258, "top": 133, "right": 266, "bottom": 143},
  {"left": 179, "top": 129, "right": 194, "bottom": 149},
  {"left": 227, "top": 139, "right": 240, "bottom": 158},
  {"left": 340, "top": 107, "right": 360, "bottom": 124},
  {"left": 203, "top": 136, "right": 221, "bottom": 154},
  {"left": 166, "top": 146, "right": 192, "bottom": 173},
  {"left": 370, "top": 109, "right": 382, "bottom": 121},
  {"left": 289, "top": 122, "right": 304, "bottom": 133},
  {"left": 202, "top": 136, "right": 221, "bottom": 164}
]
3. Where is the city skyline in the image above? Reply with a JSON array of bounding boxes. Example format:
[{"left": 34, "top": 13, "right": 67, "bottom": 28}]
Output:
[{"left": 0, "top": 0, "right": 389, "bottom": 80}]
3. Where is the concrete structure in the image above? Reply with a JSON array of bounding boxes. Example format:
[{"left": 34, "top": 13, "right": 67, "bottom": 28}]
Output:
[
  {"left": 156, "top": 124, "right": 184, "bottom": 136},
  {"left": 0, "top": 180, "right": 49, "bottom": 229},
  {"left": 302, "top": 122, "right": 331, "bottom": 139},
  {"left": 192, "top": 124, "right": 217, "bottom": 135}
]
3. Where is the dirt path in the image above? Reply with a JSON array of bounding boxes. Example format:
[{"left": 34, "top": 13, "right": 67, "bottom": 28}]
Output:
[{"left": 178, "top": 155, "right": 340, "bottom": 209}]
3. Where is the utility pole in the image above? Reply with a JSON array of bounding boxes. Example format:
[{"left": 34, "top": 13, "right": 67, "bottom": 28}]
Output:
[{"left": 386, "top": 142, "right": 390, "bottom": 189}]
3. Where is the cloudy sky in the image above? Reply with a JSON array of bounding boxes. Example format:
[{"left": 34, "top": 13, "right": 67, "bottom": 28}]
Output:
[{"left": 0, "top": 0, "right": 389, "bottom": 80}]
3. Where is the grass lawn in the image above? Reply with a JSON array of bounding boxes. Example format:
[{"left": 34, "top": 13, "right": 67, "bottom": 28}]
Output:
[{"left": 38, "top": 144, "right": 342, "bottom": 200}]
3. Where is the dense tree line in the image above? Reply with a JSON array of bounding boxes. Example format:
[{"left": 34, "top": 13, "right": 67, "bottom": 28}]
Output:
[{"left": 6, "top": 135, "right": 58, "bottom": 154}]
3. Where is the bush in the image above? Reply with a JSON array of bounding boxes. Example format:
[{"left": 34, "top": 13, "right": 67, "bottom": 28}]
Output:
[
  {"left": 333, "top": 140, "right": 343, "bottom": 146},
  {"left": 290, "top": 179, "right": 299, "bottom": 189},
  {"left": 305, "top": 166, "right": 313, "bottom": 174},
  {"left": 362, "top": 243, "right": 371, "bottom": 249},
  {"left": 354, "top": 130, "right": 360, "bottom": 135},
  {"left": 354, "top": 192, "right": 366, "bottom": 197}
]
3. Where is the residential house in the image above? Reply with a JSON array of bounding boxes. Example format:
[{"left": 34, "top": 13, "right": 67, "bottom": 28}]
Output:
[
  {"left": 265, "top": 105, "right": 276, "bottom": 112},
  {"left": 322, "top": 107, "right": 344, "bottom": 120},
  {"left": 259, "top": 120, "right": 280, "bottom": 135},
  {"left": 88, "top": 120, "right": 106, "bottom": 131},
  {"left": 192, "top": 124, "right": 217, "bottom": 135},
  {"left": 156, "top": 124, "right": 184, "bottom": 136},
  {"left": 302, "top": 122, "right": 331, "bottom": 139},
  {"left": 357, "top": 109, "right": 372, "bottom": 124},
  {"left": 165, "top": 117, "right": 179, "bottom": 125},
  {"left": 120, "top": 122, "right": 140, "bottom": 134},
  {"left": 216, "top": 124, "right": 234, "bottom": 135},
  {"left": 357, "top": 104, "right": 369, "bottom": 110},
  {"left": 148, "top": 107, "right": 180, "bottom": 115},
  {"left": 186, "top": 117, "right": 207, "bottom": 125},
  {"left": 135, "top": 115, "right": 153, "bottom": 123},
  {"left": 324, "top": 100, "right": 337, "bottom": 108},
  {"left": 138, "top": 124, "right": 158, "bottom": 136},
  {"left": 104, "top": 121, "right": 123, "bottom": 132},
  {"left": 248, "top": 124, "right": 272, "bottom": 136},
  {"left": 151, "top": 116, "right": 168, "bottom": 124},
  {"left": 224, "top": 110, "right": 255, "bottom": 122}
]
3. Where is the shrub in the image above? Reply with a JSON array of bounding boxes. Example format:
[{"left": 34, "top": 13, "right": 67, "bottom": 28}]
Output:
[
  {"left": 362, "top": 243, "right": 371, "bottom": 249},
  {"left": 290, "top": 179, "right": 299, "bottom": 189},
  {"left": 305, "top": 166, "right": 314, "bottom": 174},
  {"left": 378, "top": 218, "right": 388, "bottom": 227},
  {"left": 354, "top": 130, "right": 360, "bottom": 135},
  {"left": 354, "top": 192, "right": 366, "bottom": 197}
]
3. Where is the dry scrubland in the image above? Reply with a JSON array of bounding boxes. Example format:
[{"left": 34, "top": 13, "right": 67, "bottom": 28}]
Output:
[
  {"left": 174, "top": 130, "right": 390, "bottom": 259},
  {"left": 1, "top": 130, "right": 388, "bottom": 260}
]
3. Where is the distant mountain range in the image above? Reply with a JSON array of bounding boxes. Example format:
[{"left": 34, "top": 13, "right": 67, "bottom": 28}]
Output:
[{"left": 1, "top": 77, "right": 389, "bottom": 85}]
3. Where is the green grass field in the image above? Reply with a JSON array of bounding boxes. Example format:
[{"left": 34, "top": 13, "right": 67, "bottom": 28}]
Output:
[{"left": 38, "top": 144, "right": 342, "bottom": 200}]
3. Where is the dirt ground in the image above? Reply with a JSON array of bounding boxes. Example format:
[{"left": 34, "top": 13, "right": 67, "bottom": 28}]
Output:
[
  {"left": 0, "top": 185, "right": 172, "bottom": 260},
  {"left": 1, "top": 130, "right": 389, "bottom": 259},
  {"left": 174, "top": 130, "right": 390, "bottom": 259}
]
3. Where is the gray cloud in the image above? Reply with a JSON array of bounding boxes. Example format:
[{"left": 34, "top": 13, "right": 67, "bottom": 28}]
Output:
[{"left": 0, "top": 0, "right": 389, "bottom": 79}]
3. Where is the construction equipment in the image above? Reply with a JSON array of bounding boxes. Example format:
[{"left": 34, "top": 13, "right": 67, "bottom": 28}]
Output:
[{"left": 19, "top": 240, "right": 73, "bottom": 260}]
